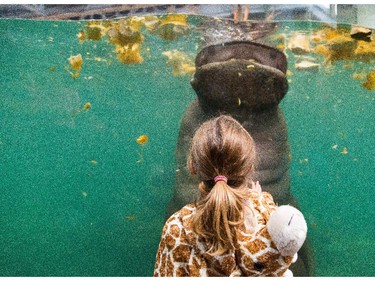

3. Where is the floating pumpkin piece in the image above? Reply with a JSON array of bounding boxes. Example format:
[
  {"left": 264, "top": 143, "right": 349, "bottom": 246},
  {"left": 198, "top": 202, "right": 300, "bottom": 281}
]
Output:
[
  {"left": 151, "top": 14, "right": 189, "bottom": 41},
  {"left": 116, "top": 44, "right": 143, "bottom": 64},
  {"left": 86, "top": 21, "right": 107, "bottom": 41},
  {"left": 341, "top": 147, "right": 348, "bottom": 155},
  {"left": 136, "top": 135, "right": 148, "bottom": 163},
  {"left": 355, "top": 40, "right": 375, "bottom": 62},
  {"left": 327, "top": 36, "right": 357, "bottom": 60},
  {"left": 78, "top": 21, "right": 107, "bottom": 43},
  {"left": 314, "top": 44, "right": 330, "bottom": 57},
  {"left": 107, "top": 25, "right": 144, "bottom": 46},
  {"left": 77, "top": 31, "right": 85, "bottom": 43},
  {"left": 82, "top": 102, "right": 91, "bottom": 111},
  {"left": 362, "top": 71, "right": 375, "bottom": 90},
  {"left": 86, "top": 25, "right": 103, "bottom": 41},
  {"left": 68, "top": 54, "right": 83, "bottom": 79},
  {"left": 162, "top": 50, "right": 195, "bottom": 76},
  {"left": 68, "top": 54, "right": 83, "bottom": 71},
  {"left": 136, "top": 134, "right": 148, "bottom": 145},
  {"left": 71, "top": 102, "right": 92, "bottom": 118},
  {"left": 314, "top": 35, "right": 357, "bottom": 64}
]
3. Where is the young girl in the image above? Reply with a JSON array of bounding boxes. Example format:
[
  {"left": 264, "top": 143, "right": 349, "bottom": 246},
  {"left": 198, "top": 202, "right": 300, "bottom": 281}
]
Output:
[{"left": 153, "top": 115, "right": 293, "bottom": 276}]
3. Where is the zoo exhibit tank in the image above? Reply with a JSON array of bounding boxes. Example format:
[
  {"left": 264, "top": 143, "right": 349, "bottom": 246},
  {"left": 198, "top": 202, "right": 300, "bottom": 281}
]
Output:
[{"left": 0, "top": 11, "right": 374, "bottom": 277}]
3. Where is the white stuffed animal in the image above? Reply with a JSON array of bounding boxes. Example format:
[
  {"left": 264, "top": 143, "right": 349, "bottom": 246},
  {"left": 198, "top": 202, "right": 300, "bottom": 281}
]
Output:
[{"left": 267, "top": 205, "right": 308, "bottom": 276}]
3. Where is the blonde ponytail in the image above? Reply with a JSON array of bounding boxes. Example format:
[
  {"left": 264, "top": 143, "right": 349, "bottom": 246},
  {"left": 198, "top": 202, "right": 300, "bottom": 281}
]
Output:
[
  {"left": 191, "top": 180, "right": 251, "bottom": 255},
  {"left": 188, "top": 115, "right": 257, "bottom": 256}
]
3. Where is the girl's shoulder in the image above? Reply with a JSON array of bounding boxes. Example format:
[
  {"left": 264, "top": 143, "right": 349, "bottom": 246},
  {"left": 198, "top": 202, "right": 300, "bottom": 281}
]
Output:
[
  {"left": 161, "top": 204, "right": 198, "bottom": 246},
  {"left": 165, "top": 203, "right": 196, "bottom": 226}
]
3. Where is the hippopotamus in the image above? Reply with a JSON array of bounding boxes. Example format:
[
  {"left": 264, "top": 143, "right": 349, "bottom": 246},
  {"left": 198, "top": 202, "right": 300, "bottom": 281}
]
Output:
[{"left": 166, "top": 41, "right": 314, "bottom": 276}]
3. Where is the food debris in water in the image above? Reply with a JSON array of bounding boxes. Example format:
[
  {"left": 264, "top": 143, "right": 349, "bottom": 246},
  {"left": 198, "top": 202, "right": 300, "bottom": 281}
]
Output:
[
  {"left": 162, "top": 50, "right": 195, "bottom": 76},
  {"left": 362, "top": 71, "right": 375, "bottom": 90},
  {"left": 71, "top": 102, "right": 92, "bottom": 118},
  {"left": 150, "top": 14, "right": 189, "bottom": 41},
  {"left": 136, "top": 134, "right": 148, "bottom": 163},
  {"left": 116, "top": 43, "right": 143, "bottom": 64},
  {"left": 67, "top": 54, "right": 83, "bottom": 78},
  {"left": 341, "top": 147, "right": 348, "bottom": 154},
  {"left": 136, "top": 134, "right": 148, "bottom": 145},
  {"left": 68, "top": 54, "right": 83, "bottom": 71},
  {"left": 124, "top": 215, "right": 137, "bottom": 220},
  {"left": 82, "top": 102, "right": 91, "bottom": 111}
]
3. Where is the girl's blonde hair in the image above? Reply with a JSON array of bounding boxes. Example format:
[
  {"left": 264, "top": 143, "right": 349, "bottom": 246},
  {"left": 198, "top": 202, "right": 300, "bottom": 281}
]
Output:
[{"left": 188, "top": 115, "right": 257, "bottom": 256}]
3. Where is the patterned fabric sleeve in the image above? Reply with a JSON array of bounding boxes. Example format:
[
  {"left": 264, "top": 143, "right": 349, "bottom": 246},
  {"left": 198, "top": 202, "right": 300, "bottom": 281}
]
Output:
[
  {"left": 153, "top": 213, "right": 188, "bottom": 276},
  {"left": 153, "top": 219, "right": 170, "bottom": 276},
  {"left": 153, "top": 205, "right": 202, "bottom": 276}
]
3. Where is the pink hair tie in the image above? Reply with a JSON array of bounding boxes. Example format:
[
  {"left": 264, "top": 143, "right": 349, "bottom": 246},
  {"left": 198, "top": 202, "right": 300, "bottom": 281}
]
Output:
[{"left": 214, "top": 175, "right": 228, "bottom": 183}]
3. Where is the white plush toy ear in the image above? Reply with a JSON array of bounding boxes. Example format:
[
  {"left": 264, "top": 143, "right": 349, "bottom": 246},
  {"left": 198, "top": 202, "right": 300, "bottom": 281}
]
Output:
[{"left": 266, "top": 205, "right": 307, "bottom": 257}]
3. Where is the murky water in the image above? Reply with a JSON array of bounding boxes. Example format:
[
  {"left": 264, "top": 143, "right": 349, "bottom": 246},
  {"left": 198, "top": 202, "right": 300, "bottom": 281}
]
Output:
[{"left": 0, "top": 15, "right": 374, "bottom": 276}]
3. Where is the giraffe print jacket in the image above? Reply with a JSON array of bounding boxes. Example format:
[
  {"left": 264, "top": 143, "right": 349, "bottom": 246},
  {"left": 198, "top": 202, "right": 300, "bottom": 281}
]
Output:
[{"left": 153, "top": 191, "right": 294, "bottom": 276}]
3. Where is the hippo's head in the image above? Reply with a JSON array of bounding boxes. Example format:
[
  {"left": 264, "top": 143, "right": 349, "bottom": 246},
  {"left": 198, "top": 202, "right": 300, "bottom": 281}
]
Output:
[{"left": 191, "top": 41, "right": 288, "bottom": 113}]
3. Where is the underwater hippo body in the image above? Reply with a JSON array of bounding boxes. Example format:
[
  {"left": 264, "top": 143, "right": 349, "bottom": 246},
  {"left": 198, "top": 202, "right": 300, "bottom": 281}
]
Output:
[
  {"left": 169, "top": 41, "right": 292, "bottom": 212},
  {"left": 167, "top": 41, "right": 313, "bottom": 276}
]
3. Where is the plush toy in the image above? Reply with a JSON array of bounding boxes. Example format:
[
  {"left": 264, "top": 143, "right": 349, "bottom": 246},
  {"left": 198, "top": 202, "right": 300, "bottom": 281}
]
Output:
[
  {"left": 154, "top": 190, "right": 307, "bottom": 277},
  {"left": 268, "top": 206, "right": 308, "bottom": 268}
]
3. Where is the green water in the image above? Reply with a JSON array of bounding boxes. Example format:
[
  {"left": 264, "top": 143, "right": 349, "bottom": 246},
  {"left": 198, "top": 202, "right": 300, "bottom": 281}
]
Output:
[{"left": 0, "top": 16, "right": 374, "bottom": 276}]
